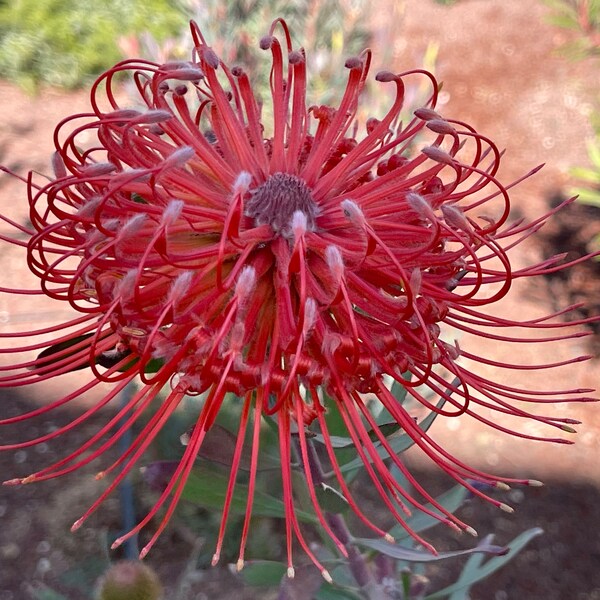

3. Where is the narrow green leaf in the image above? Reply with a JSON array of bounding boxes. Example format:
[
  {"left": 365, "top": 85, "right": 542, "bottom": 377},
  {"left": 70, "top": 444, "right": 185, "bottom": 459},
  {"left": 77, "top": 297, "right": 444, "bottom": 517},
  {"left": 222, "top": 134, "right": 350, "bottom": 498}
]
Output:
[
  {"left": 337, "top": 397, "right": 446, "bottom": 475},
  {"left": 575, "top": 188, "right": 600, "bottom": 206},
  {"left": 586, "top": 139, "right": 600, "bottom": 168},
  {"left": 315, "top": 483, "right": 350, "bottom": 514},
  {"left": 35, "top": 333, "right": 95, "bottom": 372},
  {"left": 30, "top": 586, "right": 70, "bottom": 600},
  {"left": 447, "top": 537, "right": 492, "bottom": 600},
  {"left": 182, "top": 468, "right": 318, "bottom": 524},
  {"left": 353, "top": 536, "right": 508, "bottom": 563},
  {"left": 131, "top": 192, "right": 148, "bottom": 204},
  {"left": 391, "top": 485, "right": 470, "bottom": 540},
  {"left": 239, "top": 561, "right": 287, "bottom": 586},
  {"left": 390, "top": 379, "right": 408, "bottom": 404},
  {"left": 316, "top": 584, "right": 365, "bottom": 600},
  {"left": 424, "top": 528, "right": 544, "bottom": 599},
  {"left": 570, "top": 167, "right": 600, "bottom": 182}
]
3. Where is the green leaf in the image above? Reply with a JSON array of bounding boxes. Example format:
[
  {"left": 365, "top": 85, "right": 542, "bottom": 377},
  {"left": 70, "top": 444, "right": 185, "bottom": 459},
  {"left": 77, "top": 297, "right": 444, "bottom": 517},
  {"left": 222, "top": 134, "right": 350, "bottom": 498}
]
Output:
[
  {"left": 424, "top": 528, "right": 544, "bottom": 599},
  {"left": 30, "top": 586, "right": 70, "bottom": 600},
  {"left": 182, "top": 468, "right": 318, "bottom": 524},
  {"left": 353, "top": 536, "right": 508, "bottom": 562},
  {"left": 390, "top": 376, "right": 409, "bottom": 405},
  {"left": 35, "top": 333, "right": 95, "bottom": 372},
  {"left": 586, "top": 138, "right": 600, "bottom": 168},
  {"left": 239, "top": 561, "right": 287, "bottom": 586},
  {"left": 35, "top": 334, "right": 164, "bottom": 375},
  {"left": 390, "top": 485, "right": 470, "bottom": 540},
  {"left": 573, "top": 188, "right": 600, "bottom": 206},
  {"left": 337, "top": 397, "right": 446, "bottom": 475},
  {"left": 131, "top": 192, "right": 148, "bottom": 204},
  {"left": 570, "top": 166, "right": 600, "bottom": 183},
  {"left": 315, "top": 483, "right": 350, "bottom": 514},
  {"left": 316, "top": 584, "right": 365, "bottom": 600}
]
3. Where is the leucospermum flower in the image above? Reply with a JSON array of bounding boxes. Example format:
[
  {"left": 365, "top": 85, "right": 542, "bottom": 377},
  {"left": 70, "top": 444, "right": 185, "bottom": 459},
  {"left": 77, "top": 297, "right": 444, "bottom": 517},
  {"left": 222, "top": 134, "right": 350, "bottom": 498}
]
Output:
[{"left": 0, "top": 19, "right": 595, "bottom": 579}]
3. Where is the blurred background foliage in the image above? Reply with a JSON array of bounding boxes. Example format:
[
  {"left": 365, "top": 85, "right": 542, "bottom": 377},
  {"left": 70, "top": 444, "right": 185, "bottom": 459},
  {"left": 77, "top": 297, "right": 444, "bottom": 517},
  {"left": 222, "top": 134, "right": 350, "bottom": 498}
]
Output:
[
  {"left": 0, "top": 0, "right": 184, "bottom": 90},
  {"left": 1, "top": 0, "right": 599, "bottom": 597},
  {"left": 544, "top": 0, "right": 600, "bottom": 59},
  {"left": 0, "top": 0, "right": 373, "bottom": 95}
]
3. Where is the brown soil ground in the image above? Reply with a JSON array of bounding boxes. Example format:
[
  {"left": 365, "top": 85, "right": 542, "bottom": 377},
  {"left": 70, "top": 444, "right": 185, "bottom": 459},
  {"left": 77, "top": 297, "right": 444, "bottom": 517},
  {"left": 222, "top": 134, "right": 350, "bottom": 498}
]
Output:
[{"left": 1, "top": 0, "right": 599, "bottom": 599}]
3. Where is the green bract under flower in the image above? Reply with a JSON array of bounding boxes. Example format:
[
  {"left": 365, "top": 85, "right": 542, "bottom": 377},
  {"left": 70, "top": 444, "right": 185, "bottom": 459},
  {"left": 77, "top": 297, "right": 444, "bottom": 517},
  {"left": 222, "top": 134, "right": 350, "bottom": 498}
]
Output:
[{"left": 0, "top": 18, "right": 596, "bottom": 579}]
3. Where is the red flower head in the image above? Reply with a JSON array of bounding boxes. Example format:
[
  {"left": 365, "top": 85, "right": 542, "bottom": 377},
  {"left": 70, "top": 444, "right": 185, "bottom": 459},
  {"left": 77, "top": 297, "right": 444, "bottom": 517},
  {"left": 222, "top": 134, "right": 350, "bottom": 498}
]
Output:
[{"left": 0, "top": 19, "right": 595, "bottom": 579}]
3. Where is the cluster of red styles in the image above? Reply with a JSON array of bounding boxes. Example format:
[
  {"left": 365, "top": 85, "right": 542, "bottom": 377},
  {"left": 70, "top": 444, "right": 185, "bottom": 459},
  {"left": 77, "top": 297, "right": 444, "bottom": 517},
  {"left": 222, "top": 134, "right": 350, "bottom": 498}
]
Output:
[{"left": 0, "top": 19, "right": 596, "bottom": 581}]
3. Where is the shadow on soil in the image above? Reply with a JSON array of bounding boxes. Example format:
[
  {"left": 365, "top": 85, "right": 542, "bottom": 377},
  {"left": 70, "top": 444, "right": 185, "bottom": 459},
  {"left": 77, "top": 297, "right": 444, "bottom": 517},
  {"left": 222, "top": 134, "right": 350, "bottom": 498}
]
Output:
[{"left": 1, "top": 389, "right": 600, "bottom": 600}]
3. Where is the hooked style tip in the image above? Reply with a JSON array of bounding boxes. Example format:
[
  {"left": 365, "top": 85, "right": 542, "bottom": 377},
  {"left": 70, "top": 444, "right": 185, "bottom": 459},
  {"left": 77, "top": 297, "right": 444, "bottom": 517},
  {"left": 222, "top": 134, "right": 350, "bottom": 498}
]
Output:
[
  {"left": 3, "top": 478, "right": 23, "bottom": 486},
  {"left": 71, "top": 518, "right": 84, "bottom": 532}
]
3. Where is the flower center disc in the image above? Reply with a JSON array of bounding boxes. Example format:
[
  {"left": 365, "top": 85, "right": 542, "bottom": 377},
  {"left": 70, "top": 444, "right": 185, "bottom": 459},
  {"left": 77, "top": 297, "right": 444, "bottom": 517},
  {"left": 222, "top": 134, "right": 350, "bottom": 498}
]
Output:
[{"left": 245, "top": 172, "right": 319, "bottom": 236}]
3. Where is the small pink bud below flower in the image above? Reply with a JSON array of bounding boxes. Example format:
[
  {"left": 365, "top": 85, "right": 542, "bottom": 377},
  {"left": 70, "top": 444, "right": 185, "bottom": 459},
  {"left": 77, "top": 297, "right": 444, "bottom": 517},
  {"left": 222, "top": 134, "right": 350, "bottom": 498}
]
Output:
[{"left": 96, "top": 560, "right": 163, "bottom": 600}]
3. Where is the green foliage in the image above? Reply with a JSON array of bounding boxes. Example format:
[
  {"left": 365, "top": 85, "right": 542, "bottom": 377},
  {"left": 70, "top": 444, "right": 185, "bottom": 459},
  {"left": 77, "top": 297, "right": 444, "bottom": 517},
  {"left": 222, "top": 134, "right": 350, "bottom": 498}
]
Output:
[
  {"left": 424, "top": 528, "right": 544, "bottom": 599},
  {"left": 569, "top": 126, "right": 600, "bottom": 253},
  {"left": 135, "top": 0, "right": 374, "bottom": 109},
  {"left": 571, "top": 136, "right": 600, "bottom": 208},
  {"left": 544, "top": 0, "right": 600, "bottom": 59},
  {"left": 0, "top": 0, "right": 184, "bottom": 90}
]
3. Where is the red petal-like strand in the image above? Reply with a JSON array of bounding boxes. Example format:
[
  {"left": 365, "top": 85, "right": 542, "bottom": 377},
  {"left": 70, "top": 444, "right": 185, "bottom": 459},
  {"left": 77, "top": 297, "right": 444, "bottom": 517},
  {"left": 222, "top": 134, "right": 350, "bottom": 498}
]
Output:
[{"left": 0, "top": 17, "right": 596, "bottom": 575}]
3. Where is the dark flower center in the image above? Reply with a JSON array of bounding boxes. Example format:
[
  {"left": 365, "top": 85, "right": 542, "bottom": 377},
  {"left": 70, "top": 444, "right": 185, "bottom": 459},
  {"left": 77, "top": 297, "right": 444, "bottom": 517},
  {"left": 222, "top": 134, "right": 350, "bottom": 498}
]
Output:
[{"left": 245, "top": 172, "right": 319, "bottom": 236}]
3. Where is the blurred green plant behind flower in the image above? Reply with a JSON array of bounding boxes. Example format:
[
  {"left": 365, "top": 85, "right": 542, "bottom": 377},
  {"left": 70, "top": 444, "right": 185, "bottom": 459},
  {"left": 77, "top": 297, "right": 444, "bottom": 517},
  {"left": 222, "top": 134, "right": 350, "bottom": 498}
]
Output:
[
  {"left": 0, "top": 0, "right": 185, "bottom": 90},
  {"left": 544, "top": 0, "right": 600, "bottom": 59},
  {"left": 0, "top": 0, "right": 374, "bottom": 94},
  {"left": 544, "top": 0, "right": 600, "bottom": 251}
]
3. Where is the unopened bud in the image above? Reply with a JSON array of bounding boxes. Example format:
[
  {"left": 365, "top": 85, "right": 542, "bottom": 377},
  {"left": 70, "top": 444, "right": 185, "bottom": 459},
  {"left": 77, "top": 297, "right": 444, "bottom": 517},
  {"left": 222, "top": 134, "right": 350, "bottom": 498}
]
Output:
[{"left": 96, "top": 560, "right": 162, "bottom": 600}]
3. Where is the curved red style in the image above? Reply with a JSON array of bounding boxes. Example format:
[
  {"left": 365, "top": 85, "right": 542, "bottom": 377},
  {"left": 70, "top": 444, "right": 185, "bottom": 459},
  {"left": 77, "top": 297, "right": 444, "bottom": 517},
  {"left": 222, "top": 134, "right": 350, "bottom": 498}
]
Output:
[{"left": 0, "top": 19, "right": 595, "bottom": 579}]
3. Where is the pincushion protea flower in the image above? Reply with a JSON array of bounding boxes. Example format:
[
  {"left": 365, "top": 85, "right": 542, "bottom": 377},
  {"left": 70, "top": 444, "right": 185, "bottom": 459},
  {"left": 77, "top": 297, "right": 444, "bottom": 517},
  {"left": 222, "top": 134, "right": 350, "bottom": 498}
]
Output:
[{"left": 0, "top": 18, "right": 596, "bottom": 579}]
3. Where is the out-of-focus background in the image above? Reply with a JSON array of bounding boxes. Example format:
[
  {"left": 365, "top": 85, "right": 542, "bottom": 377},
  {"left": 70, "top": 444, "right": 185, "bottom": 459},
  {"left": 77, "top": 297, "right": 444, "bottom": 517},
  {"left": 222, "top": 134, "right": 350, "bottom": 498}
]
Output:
[{"left": 0, "top": 0, "right": 599, "bottom": 598}]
